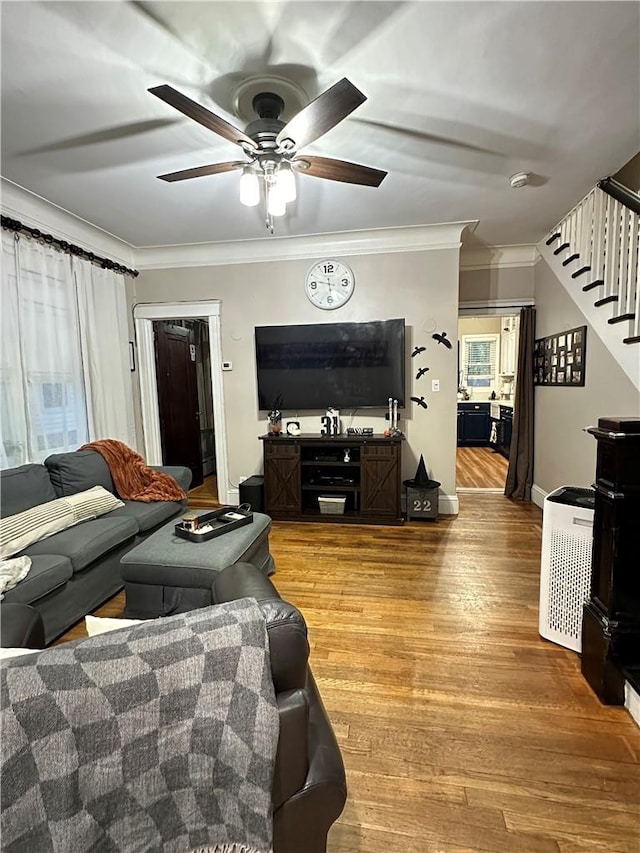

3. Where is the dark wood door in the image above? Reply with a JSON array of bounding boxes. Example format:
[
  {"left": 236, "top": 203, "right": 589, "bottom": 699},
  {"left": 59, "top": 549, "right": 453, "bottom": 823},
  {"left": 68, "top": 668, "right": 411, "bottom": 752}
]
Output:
[
  {"left": 263, "top": 441, "right": 301, "bottom": 514},
  {"left": 360, "top": 443, "right": 400, "bottom": 519},
  {"left": 154, "top": 321, "right": 203, "bottom": 487}
]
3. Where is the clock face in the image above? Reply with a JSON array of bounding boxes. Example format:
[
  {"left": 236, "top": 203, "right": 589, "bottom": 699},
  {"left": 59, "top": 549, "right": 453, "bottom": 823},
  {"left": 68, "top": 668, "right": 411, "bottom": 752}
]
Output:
[{"left": 305, "top": 259, "right": 355, "bottom": 310}]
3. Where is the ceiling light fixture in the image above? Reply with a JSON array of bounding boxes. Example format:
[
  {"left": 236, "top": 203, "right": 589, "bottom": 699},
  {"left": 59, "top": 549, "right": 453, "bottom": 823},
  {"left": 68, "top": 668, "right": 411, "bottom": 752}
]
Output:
[
  {"left": 239, "top": 168, "right": 260, "bottom": 207},
  {"left": 242, "top": 159, "right": 296, "bottom": 223}
]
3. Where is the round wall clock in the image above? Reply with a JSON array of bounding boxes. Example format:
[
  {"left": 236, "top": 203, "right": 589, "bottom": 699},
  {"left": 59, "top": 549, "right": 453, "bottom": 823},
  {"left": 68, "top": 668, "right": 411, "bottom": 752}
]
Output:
[{"left": 305, "top": 259, "right": 355, "bottom": 310}]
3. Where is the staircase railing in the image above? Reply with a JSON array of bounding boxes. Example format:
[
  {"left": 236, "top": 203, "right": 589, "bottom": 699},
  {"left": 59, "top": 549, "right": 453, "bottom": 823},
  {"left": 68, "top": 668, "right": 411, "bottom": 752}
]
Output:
[{"left": 546, "top": 180, "right": 640, "bottom": 344}]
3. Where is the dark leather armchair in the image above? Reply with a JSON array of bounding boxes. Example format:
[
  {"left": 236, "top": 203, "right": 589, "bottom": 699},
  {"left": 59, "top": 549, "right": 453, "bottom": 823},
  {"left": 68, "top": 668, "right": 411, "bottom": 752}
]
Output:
[
  {"left": 1, "top": 566, "right": 347, "bottom": 853},
  {"left": 213, "top": 562, "right": 347, "bottom": 853}
]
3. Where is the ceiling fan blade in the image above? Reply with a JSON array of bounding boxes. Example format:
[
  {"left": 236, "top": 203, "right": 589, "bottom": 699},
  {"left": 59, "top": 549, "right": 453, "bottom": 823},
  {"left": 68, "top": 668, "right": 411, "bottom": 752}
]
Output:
[
  {"left": 276, "top": 78, "right": 366, "bottom": 152},
  {"left": 293, "top": 155, "right": 387, "bottom": 187},
  {"left": 158, "top": 161, "right": 245, "bottom": 182},
  {"left": 149, "top": 85, "right": 258, "bottom": 151}
]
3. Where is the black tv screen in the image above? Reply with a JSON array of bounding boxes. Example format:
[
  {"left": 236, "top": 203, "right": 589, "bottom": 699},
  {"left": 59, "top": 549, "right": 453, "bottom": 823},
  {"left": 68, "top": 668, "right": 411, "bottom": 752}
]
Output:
[{"left": 255, "top": 319, "right": 405, "bottom": 411}]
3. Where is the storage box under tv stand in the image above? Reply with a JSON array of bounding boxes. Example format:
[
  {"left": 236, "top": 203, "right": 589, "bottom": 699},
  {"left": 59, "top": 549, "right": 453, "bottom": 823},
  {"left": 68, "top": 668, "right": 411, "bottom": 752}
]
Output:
[{"left": 260, "top": 434, "right": 403, "bottom": 525}]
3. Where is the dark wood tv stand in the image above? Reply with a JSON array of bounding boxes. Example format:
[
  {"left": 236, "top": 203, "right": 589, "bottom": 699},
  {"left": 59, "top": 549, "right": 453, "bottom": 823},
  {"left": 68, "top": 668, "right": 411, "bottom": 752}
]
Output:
[{"left": 260, "top": 434, "right": 403, "bottom": 525}]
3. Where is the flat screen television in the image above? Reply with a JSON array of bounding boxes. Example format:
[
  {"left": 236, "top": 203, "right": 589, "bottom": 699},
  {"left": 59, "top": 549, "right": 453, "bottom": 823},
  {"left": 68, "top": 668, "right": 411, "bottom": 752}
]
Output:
[{"left": 255, "top": 318, "right": 405, "bottom": 411}]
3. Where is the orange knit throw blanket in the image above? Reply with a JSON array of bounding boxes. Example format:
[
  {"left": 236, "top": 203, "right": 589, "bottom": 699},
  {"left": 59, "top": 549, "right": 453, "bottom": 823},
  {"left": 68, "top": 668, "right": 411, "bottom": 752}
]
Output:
[{"left": 80, "top": 440, "right": 187, "bottom": 503}]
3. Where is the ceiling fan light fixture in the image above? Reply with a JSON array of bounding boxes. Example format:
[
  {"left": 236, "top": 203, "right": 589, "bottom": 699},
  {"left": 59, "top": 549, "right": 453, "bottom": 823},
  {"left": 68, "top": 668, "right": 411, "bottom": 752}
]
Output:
[
  {"left": 239, "top": 168, "right": 260, "bottom": 206},
  {"left": 267, "top": 184, "right": 286, "bottom": 217},
  {"left": 277, "top": 163, "right": 297, "bottom": 203}
]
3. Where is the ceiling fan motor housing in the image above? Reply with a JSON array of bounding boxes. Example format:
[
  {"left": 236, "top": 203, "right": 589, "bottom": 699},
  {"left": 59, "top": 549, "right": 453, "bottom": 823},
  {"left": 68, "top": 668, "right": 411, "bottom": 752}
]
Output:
[
  {"left": 245, "top": 118, "right": 285, "bottom": 150},
  {"left": 246, "top": 93, "right": 286, "bottom": 150},
  {"left": 252, "top": 92, "right": 285, "bottom": 120}
]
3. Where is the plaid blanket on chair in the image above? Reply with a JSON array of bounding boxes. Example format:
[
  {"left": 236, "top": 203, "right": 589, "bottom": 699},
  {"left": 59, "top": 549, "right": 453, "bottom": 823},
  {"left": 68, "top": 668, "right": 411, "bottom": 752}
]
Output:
[{"left": 1, "top": 600, "right": 278, "bottom": 853}]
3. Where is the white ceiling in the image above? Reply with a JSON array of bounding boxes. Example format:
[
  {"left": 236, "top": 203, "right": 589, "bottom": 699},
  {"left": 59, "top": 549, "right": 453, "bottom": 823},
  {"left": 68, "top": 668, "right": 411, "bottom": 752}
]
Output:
[{"left": 1, "top": 1, "right": 638, "bottom": 250}]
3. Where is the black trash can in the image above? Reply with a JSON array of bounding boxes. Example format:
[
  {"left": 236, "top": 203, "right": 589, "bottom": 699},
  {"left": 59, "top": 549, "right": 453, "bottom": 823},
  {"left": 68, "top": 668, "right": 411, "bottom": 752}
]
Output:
[{"left": 239, "top": 475, "right": 265, "bottom": 513}]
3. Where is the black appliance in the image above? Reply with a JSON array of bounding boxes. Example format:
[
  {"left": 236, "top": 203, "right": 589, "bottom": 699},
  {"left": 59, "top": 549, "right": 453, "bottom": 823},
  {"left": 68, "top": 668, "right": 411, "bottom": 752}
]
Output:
[
  {"left": 255, "top": 319, "right": 405, "bottom": 411},
  {"left": 499, "top": 405, "right": 513, "bottom": 458}
]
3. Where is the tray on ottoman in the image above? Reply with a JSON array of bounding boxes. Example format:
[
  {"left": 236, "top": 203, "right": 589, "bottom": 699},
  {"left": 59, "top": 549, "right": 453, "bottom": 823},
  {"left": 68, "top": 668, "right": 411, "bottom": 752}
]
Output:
[
  {"left": 175, "top": 506, "right": 253, "bottom": 542},
  {"left": 121, "top": 509, "right": 274, "bottom": 619}
]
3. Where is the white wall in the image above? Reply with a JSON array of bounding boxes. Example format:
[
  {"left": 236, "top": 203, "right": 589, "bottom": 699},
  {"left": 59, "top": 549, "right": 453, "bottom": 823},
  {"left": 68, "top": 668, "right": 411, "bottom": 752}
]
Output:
[
  {"left": 459, "top": 266, "right": 534, "bottom": 305},
  {"left": 133, "top": 247, "right": 462, "bottom": 500},
  {"left": 533, "top": 257, "right": 639, "bottom": 495}
]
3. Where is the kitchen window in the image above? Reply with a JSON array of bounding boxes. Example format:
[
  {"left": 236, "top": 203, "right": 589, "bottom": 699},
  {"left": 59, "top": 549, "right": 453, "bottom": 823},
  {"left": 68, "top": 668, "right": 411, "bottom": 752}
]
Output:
[{"left": 461, "top": 334, "right": 499, "bottom": 388}]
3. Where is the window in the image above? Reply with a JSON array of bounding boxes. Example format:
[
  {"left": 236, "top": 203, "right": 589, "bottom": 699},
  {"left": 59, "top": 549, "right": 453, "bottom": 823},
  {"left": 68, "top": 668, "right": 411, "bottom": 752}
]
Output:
[
  {"left": 461, "top": 334, "right": 499, "bottom": 388},
  {"left": 1, "top": 234, "right": 88, "bottom": 467}
]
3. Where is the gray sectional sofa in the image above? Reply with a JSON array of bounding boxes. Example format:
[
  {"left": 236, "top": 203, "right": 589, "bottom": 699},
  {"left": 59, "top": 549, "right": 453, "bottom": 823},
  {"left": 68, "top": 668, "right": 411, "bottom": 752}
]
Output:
[{"left": 0, "top": 450, "right": 191, "bottom": 644}]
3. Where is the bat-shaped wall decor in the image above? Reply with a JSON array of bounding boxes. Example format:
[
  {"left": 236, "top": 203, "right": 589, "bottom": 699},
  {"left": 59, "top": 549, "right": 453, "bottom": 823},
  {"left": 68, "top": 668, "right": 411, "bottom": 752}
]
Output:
[
  {"left": 411, "top": 345, "right": 426, "bottom": 358},
  {"left": 411, "top": 396, "right": 428, "bottom": 409},
  {"left": 415, "top": 366, "right": 430, "bottom": 379},
  {"left": 432, "top": 331, "right": 452, "bottom": 349}
]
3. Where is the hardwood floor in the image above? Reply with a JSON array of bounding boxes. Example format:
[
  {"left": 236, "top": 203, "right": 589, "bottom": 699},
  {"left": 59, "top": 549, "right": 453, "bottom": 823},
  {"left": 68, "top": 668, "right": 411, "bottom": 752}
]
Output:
[
  {"left": 457, "top": 445, "right": 509, "bottom": 489},
  {"left": 57, "top": 494, "right": 640, "bottom": 852},
  {"left": 187, "top": 474, "right": 220, "bottom": 507}
]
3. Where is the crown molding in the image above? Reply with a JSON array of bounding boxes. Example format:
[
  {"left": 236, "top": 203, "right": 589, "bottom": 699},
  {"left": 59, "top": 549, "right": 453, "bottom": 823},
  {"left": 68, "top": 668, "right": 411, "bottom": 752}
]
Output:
[
  {"left": 460, "top": 243, "right": 539, "bottom": 270},
  {"left": 7, "top": 178, "right": 534, "bottom": 272},
  {"left": 1, "top": 178, "right": 136, "bottom": 267},
  {"left": 134, "top": 221, "right": 478, "bottom": 270}
]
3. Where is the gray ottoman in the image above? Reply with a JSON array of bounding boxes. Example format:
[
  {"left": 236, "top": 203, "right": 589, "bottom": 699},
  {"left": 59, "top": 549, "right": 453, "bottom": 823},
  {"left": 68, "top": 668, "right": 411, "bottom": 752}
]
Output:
[{"left": 120, "top": 510, "right": 275, "bottom": 618}]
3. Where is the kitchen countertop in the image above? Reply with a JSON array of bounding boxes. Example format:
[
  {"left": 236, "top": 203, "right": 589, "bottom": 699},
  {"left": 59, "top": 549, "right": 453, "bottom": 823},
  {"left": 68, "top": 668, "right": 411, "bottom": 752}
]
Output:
[{"left": 457, "top": 399, "right": 514, "bottom": 408}]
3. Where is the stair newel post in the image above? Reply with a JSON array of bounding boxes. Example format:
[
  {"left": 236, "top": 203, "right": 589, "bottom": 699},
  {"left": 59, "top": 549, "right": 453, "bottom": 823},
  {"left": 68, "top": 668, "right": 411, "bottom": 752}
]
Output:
[{"left": 581, "top": 417, "right": 640, "bottom": 704}]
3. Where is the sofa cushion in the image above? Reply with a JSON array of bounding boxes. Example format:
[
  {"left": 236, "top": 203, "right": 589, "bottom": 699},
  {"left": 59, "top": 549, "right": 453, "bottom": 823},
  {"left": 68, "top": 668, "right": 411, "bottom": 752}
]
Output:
[
  {"left": 0, "top": 465, "right": 58, "bottom": 517},
  {"left": 2, "top": 554, "right": 73, "bottom": 604},
  {"left": 23, "top": 516, "right": 138, "bottom": 574},
  {"left": 45, "top": 450, "right": 114, "bottom": 497},
  {"left": 107, "top": 499, "right": 186, "bottom": 533}
]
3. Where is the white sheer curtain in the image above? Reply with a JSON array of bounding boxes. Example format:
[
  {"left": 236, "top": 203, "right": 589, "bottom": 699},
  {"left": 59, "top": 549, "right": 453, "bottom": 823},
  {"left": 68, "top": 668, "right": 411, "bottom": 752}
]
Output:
[
  {"left": 73, "top": 259, "right": 136, "bottom": 447},
  {"left": 1, "top": 232, "right": 89, "bottom": 466}
]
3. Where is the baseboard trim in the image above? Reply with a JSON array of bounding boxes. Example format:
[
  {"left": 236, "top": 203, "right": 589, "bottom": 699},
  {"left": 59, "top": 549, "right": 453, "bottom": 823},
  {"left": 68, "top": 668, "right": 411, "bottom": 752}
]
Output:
[
  {"left": 625, "top": 682, "right": 640, "bottom": 728},
  {"left": 439, "top": 494, "right": 459, "bottom": 515},
  {"left": 227, "top": 490, "right": 459, "bottom": 516},
  {"left": 531, "top": 484, "right": 547, "bottom": 509}
]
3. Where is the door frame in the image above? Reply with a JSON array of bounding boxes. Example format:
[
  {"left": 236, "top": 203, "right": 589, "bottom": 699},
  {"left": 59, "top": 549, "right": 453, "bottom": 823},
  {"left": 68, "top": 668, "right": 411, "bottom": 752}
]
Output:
[
  {"left": 134, "top": 300, "right": 230, "bottom": 503},
  {"left": 456, "top": 298, "right": 533, "bottom": 493}
]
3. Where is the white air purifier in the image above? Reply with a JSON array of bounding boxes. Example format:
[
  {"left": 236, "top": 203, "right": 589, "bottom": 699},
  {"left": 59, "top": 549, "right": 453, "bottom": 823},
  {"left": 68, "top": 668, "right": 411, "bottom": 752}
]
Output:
[{"left": 539, "top": 486, "right": 595, "bottom": 652}]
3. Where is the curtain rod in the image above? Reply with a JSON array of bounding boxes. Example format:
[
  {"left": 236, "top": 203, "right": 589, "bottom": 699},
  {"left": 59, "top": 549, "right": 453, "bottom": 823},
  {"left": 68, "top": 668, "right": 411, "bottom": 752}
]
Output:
[{"left": 1, "top": 214, "right": 139, "bottom": 278}]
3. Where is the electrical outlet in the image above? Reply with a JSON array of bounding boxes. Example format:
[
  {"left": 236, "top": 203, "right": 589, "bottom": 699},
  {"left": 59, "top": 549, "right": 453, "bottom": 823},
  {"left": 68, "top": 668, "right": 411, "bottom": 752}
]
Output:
[{"left": 432, "top": 379, "right": 440, "bottom": 392}]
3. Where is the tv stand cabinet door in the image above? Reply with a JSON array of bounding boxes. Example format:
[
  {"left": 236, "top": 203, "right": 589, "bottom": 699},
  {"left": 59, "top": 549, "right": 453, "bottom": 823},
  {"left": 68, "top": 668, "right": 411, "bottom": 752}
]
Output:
[
  {"left": 264, "top": 441, "right": 301, "bottom": 515},
  {"left": 360, "top": 443, "right": 401, "bottom": 520}
]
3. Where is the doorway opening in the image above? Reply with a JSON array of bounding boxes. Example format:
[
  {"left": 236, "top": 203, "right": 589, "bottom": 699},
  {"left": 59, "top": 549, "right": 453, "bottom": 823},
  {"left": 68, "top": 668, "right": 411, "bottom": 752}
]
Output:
[
  {"left": 153, "top": 319, "right": 216, "bottom": 495},
  {"left": 456, "top": 312, "right": 520, "bottom": 492},
  {"left": 134, "top": 300, "right": 229, "bottom": 505}
]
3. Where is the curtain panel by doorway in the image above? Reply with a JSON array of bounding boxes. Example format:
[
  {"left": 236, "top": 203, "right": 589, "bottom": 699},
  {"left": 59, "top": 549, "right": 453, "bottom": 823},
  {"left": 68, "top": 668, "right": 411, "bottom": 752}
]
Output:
[
  {"left": 74, "top": 260, "right": 136, "bottom": 447},
  {"left": 504, "top": 306, "right": 535, "bottom": 500}
]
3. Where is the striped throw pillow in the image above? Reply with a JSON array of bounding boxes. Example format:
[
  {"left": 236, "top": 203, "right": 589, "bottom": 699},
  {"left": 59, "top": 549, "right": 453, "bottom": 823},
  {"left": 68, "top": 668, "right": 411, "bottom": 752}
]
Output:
[
  {"left": 0, "top": 487, "right": 124, "bottom": 559},
  {"left": 65, "top": 486, "right": 124, "bottom": 523}
]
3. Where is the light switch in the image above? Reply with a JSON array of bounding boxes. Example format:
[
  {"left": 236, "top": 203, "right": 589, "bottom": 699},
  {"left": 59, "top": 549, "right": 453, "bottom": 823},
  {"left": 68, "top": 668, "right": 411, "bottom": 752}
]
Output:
[
  {"left": 222, "top": 361, "right": 233, "bottom": 371},
  {"left": 431, "top": 379, "right": 440, "bottom": 392}
]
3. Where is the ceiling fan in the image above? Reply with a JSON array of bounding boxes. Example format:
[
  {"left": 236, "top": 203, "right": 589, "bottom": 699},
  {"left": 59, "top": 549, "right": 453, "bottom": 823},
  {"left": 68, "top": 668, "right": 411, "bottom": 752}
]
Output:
[{"left": 148, "top": 78, "right": 387, "bottom": 230}]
